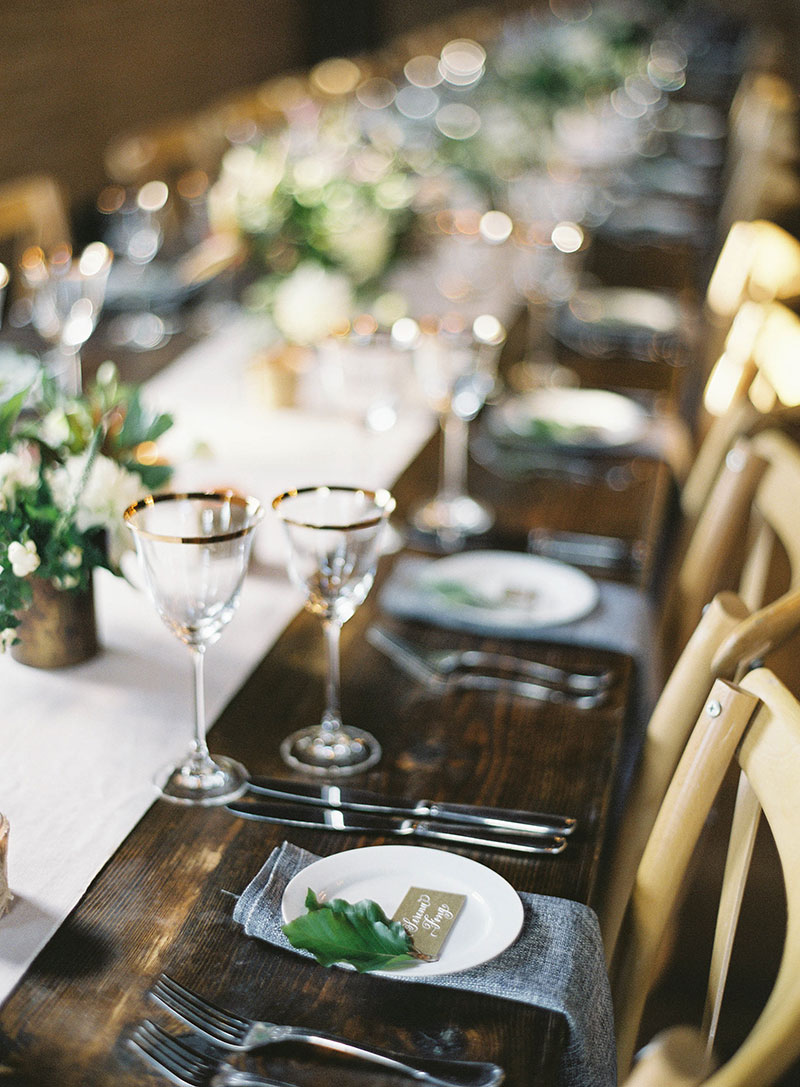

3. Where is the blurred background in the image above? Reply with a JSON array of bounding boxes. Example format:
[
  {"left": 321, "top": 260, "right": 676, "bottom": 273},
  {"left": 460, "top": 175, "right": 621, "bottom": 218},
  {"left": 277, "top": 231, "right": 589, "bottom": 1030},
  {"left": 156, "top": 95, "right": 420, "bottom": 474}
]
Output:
[{"left": 3, "top": 0, "right": 799, "bottom": 221}]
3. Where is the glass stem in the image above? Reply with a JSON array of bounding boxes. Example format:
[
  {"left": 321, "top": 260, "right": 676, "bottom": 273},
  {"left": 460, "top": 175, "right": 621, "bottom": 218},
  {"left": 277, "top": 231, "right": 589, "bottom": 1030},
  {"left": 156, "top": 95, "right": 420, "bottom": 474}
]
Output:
[
  {"left": 191, "top": 646, "right": 211, "bottom": 762},
  {"left": 321, "top": 618, "right": 343, "bottom": 736},
  {"left": 439, "top": 410, "right": 468, "bottom": 500}
]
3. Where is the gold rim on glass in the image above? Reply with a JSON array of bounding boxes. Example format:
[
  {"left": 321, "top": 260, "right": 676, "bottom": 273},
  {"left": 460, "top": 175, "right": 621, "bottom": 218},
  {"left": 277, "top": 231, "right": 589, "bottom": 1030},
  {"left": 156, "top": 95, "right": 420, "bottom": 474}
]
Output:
[
  {"left": 272, "top": 485, "right": 396, "bottom": 530},
  {"left": 124, "top": 491, "right": 264, "bottom": 544}
]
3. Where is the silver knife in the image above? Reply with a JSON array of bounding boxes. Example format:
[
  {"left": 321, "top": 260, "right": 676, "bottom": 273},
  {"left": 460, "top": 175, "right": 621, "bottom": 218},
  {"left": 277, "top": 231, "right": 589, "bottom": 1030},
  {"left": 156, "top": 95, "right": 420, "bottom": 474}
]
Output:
[
  {"left": 227, "top": 800, "right": 568, "bottom": 854},
  {"left": 246, "top": 776, "right": 576, "bottom": 837}
]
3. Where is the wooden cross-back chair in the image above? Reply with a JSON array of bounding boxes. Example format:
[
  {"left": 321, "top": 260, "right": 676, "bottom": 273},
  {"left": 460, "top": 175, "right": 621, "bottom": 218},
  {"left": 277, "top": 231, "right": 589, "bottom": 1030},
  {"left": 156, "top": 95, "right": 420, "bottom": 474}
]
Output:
[
  {"left": 681, "top": 299, "right": 800, "bottom": 522},
  {"left": 611, "top": 667, "right": 800, "bottom": 1086},
  {"left": 670, "top": 428, "right": 800, "bottom": 657},
  {"left": 700, "top": 219, "right": 800, "bottom": 385},
  {"left": 600, "top": 584, "right": 800, "bottom": 962},
  {"left": 717, "top": 72, "right": 800, "bottom": 240}
]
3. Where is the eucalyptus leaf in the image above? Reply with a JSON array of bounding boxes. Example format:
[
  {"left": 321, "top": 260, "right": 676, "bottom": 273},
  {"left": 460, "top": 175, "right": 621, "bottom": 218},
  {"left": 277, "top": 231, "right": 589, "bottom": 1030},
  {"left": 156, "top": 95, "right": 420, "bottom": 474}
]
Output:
[{"left": 282, "top": 888, "right": 421, "bottom": 973}]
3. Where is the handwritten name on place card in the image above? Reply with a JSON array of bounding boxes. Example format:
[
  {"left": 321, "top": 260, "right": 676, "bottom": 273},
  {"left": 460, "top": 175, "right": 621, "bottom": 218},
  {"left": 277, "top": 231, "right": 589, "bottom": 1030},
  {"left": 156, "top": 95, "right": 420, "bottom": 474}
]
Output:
[{"left": 392, "top": 886, "right": 466, "bottom": 960}]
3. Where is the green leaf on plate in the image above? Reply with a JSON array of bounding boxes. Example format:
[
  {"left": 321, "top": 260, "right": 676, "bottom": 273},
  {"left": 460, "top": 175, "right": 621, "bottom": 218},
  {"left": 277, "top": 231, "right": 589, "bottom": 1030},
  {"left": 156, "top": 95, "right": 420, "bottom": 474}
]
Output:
[
  {"left": 282, "top": 888, "right": 422, "bottom": 973},
  {"left": 427, "top": 579, "right": 495, "bottom": 609}
]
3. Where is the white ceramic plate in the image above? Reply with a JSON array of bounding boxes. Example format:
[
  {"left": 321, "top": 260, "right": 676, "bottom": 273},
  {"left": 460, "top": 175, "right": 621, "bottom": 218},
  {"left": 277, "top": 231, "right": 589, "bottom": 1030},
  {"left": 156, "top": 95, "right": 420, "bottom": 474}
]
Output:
[
  {"left": 418, "top": 550, "right": 599, "bottom": 630},
  {"left": 282, "top": 844, "right": 523, "bottom": 977},
  {"left": 491, "top": 387, "right": 648, "bottom": 449}
]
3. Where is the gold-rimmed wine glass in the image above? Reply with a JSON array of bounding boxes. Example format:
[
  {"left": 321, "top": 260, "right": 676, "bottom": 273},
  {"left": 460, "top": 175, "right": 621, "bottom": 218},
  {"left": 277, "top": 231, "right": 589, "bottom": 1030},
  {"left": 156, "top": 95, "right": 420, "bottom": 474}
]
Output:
[
  {"left": 272, "top": 484, "right": 396, "bottom": 775},
  {"left": 124, "top": 491, "right": 264, "bottom": 805}
]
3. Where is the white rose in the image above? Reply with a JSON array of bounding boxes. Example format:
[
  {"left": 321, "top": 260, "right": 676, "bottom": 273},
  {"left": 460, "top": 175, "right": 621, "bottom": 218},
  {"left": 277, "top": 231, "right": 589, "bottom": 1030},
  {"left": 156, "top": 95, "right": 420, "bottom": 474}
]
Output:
[
  {"left": 8, "top": 540, "right": 40, "bottom": 577},
  {"left": 0, "top": 447, "right": 39, "bottom": 502},
  {"left": 40, "top": 409, "right": 71, "bottom": 449},
  {"left": 272, "top": 263, "right": 353, "bottom": 345},
  {"left": 0, "top": 629, "right": 16, "bottom": 652}
]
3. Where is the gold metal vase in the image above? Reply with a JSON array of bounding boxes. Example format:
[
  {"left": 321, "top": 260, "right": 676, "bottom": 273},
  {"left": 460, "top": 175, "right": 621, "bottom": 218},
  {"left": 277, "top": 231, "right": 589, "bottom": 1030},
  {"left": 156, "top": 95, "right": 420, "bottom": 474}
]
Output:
[{"left": 11, "top": 574, "right": 99, "bottom": 668}]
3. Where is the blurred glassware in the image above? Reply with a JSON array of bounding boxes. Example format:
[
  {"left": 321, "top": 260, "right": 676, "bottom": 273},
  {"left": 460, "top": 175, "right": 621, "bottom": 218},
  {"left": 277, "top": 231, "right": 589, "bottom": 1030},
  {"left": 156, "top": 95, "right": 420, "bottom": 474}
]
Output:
[
  {"left": 409, "top": 314, "right": 505, "bottom": 548},
  {"left": 511, "top": 216, "right": 587, "bottom": 377},
  {"left": 98, "top": 181, "right": 174, "bottom": 351},
  {"left": 19, "top": 241, "right": 112, "bottom": 395},
  {"left": 316, "top": 318, "right": 415, "bottom": 433}
]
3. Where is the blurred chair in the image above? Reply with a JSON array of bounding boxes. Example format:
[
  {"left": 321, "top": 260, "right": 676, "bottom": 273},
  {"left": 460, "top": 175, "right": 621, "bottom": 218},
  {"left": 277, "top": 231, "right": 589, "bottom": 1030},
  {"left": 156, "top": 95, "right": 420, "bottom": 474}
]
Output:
[
  {"left": 681, "top": 299, "right": 800, "bottom": 522},
  {"left": 674, "top": 429, "right": 800, "bottom": 653},
  {"left": 717, "top": 73, "right": 800, "bottom": 239},
  {"left": 612, "top": 667, "right": 800, "bottom": 1085},
  {"left": 700, "top": 219, "right": 800, "bottom": 383},
  {"left": 0, "top": 174, "right": 71, "bottom": 272},
  {"left": 600, "top": 584, "right": 800, "bottom": 961}
]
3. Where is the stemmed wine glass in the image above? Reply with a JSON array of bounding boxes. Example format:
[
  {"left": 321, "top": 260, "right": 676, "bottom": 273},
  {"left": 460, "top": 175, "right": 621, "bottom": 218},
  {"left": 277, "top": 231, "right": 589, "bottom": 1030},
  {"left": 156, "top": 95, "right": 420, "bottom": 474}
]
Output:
[
  {"left": 409, "top": 315, "right": 505, "bottom": 548},
  {"left": 272, "top": 485, "right": 396, "bottom": 775},
  {"left": 124, "top": 491, "right": 264, "bottom": 804},
  {"left": 20, "top": 241, "right": 113, "bottom": 395}
]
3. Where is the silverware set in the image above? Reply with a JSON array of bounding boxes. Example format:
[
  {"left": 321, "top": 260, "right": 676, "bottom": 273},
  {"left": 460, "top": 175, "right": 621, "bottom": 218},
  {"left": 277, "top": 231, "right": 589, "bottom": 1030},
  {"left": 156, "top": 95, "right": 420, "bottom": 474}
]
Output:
[
  {"left": 367, "top": 624, "right": 613, "bottom": 708},
  {"left": 225, "top": 776, "right": 576, "bottom": 853},
  {"left": 130, "top": 973, "right": 505, "bottom": 1086}
]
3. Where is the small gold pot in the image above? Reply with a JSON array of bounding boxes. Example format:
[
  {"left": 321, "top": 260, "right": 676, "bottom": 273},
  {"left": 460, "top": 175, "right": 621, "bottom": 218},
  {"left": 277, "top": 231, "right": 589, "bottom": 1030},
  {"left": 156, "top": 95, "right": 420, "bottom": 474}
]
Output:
[{"left": 11, "top": 575, "right": 99, "bottom": 669}]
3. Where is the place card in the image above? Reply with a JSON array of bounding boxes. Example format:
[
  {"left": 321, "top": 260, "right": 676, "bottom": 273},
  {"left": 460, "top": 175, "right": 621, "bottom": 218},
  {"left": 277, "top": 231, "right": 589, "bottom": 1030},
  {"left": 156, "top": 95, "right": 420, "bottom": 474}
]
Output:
[
  {"left": 0, "top": 814, "right": 12, "bottom": 918},
  {"left": 392, "top": 886, "right": 466, "bottom": 961}
]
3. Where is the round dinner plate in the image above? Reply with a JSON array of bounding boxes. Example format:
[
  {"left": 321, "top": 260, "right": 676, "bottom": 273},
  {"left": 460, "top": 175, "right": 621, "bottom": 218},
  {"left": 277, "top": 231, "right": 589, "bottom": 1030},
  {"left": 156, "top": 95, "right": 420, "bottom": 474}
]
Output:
[
  {"left": 282, "top": 845, "right": 524, "bottom": 977},
  {"left": 490, "top": 387, "right": 648, "bottom": 449},
  {"left": 419, "top": 550, "right": 599, "bottom": 631}
]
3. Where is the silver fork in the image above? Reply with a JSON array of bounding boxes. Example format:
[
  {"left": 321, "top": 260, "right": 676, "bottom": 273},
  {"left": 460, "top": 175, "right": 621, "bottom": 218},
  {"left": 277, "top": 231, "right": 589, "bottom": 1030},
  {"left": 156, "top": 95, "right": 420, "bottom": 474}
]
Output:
[
  {"left": 129, "top": 1019, "right": 293, "bottom": 1086},
  {"left": 367, "top": 625, "right": 612, "bottom": 701},
  {"left": 151, "top": 974, "right": 505, "bottom": 1086}
]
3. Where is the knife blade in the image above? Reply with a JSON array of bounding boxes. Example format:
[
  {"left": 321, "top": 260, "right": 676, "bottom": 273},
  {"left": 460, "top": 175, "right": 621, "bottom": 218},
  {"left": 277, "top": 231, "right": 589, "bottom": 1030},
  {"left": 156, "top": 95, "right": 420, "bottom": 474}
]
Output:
[
  {"left": 227, "top": 799, "right": 568, "bottom": 854},
  {"left": 246, "top": 776, "right": 577, "bottom": 837}
]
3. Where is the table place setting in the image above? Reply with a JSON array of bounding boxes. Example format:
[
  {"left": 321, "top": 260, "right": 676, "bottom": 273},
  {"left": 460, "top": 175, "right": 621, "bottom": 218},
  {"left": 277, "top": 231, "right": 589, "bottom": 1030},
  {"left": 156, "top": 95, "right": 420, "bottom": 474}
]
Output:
[{"left": 225, "top": 840, "right": 617, "bottom": 1087}]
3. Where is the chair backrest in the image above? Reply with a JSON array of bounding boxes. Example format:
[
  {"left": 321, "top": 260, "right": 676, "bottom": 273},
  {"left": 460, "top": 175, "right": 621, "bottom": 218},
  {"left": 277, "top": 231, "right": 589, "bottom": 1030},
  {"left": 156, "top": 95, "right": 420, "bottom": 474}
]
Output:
[
  {"left": 0, "top": 174, "right": 71, "bottom": 271},
  {"left": 682, "top": 300, "right": 800, "bottom": 521},
  {"left": 673, "top": 429, "right": 800, "bottom": 654},
  {"left": 600, "top": 585, "right": 800, "bottom": 961},
  {"left": 611, "top": 667, "right": 800, "bottom": 1086},
  {"left": 717, "top": 73, "right": 800, "bottom": 237}
]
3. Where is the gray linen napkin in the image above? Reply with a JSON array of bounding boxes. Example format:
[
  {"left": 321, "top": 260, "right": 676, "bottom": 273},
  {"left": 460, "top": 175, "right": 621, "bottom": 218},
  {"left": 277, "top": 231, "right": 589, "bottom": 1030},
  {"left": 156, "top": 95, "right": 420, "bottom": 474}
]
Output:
[
  {"left": 378, "top": 557, "right": 661, "bottom": 810},
  {"left": 233, "top": 840, "right": 617, "bottom": 1087}
]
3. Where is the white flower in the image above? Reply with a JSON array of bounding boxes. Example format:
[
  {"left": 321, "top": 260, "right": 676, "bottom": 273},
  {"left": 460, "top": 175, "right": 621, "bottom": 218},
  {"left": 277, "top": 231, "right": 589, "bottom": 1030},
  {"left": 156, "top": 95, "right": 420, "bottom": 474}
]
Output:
[
  {"left": 8, "top": 540, "right": 40, "bottom": 577},
  {"left": 0, "top": 446, "right": 39, "bottom": 503},
  {"left": 272, "top": 263, "right": 353, "bottom": 345},
  {"left": 62, "top": 545, "right": 83, "bottom": 569},
  {"left": 52, "top": 574, "right": 80, "bottom": 590},
  {"left": 40, "top": 409, "right": 71, "bottom": 449},
  {"left": 324, "top": 208, "right": 393, "bottom": 283},
  {"left": 0, "top": 628, "right": 16, "bottom": 652},
  {"left": 47, "top": 454, "right": 145, "bottom": 568}
]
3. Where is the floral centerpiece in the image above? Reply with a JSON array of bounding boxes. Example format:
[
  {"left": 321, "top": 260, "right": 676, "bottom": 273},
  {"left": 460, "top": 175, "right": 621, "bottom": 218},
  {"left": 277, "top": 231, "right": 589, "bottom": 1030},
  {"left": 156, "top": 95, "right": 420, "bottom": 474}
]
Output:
[
  {"left": 208, "top": 105, "right": 418, "bottom": 344},
  {"left": 0, "top": 361, "right": 173, "bottom": 653}
]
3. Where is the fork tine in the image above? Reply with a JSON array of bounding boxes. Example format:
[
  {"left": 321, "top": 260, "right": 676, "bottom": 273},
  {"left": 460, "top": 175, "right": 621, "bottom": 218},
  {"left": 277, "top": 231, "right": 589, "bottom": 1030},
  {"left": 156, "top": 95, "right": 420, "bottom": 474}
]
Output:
[
  {"left": 152, "top": 974, "right": 248, "bottom": 1044},
  {"left": 130, "top": 1020, "right": 214, "bottom": 1086}
]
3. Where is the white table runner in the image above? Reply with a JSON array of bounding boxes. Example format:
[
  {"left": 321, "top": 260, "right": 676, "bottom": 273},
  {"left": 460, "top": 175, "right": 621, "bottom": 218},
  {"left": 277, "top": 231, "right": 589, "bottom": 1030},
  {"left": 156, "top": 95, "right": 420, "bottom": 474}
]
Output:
[{"left": 0, "top": 312, "right": 435, "bottom": 1004}]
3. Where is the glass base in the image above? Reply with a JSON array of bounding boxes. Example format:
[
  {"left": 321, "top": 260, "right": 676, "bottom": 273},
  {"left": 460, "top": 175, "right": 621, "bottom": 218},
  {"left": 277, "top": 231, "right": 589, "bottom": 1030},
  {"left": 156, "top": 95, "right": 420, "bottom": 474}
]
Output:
[
  {"left": 280, "top": 726, "right": 382, "bottom": 776},
  {"left": 156, "top": 754, "right": 249, "bottom": 806},
  {"left": 410, "top": 493, "right": 494, "bottom": 545}
]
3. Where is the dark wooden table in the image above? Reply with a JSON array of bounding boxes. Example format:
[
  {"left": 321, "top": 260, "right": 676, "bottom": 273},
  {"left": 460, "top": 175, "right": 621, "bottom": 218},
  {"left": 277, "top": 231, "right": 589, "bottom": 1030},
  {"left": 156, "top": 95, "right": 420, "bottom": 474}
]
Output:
[{"left": 0, "top": 389, "right": 675, "bottom": 1086}]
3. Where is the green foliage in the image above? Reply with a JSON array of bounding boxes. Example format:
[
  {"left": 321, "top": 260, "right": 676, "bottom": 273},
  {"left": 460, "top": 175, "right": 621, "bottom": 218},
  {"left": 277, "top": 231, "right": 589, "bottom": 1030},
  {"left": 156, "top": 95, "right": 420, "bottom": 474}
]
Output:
[
  {"left": 0, "top": 362, "right": 174, "bottom": 643},
  {"left": 282, "top": 889, "right": 421, "bottom": 973}
]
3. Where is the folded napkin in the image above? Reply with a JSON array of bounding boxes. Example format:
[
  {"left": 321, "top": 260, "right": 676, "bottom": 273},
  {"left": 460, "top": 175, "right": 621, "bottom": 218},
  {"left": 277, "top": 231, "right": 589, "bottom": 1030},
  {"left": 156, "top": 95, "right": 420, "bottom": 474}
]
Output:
[
  {"left": 378, "top": 557, "right": 661, "bottom": 815},
  {"left": 234, "top": 841, "right": 616, "bottom": 1087}
]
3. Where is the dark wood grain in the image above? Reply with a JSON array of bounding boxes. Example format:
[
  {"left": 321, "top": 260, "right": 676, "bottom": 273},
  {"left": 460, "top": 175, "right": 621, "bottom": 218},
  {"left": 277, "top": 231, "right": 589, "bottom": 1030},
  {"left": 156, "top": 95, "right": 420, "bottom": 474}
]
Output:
[{"left": 0, "top": 409, "right": 658, "bottom": 1087}]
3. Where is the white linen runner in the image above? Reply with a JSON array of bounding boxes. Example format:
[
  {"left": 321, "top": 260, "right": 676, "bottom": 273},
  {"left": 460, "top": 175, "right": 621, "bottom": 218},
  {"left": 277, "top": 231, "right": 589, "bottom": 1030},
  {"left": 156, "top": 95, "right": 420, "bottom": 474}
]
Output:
[{"left": 0, "top": 312, "right": 434, "bottom": 1004}]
